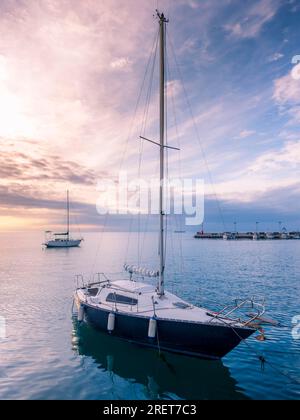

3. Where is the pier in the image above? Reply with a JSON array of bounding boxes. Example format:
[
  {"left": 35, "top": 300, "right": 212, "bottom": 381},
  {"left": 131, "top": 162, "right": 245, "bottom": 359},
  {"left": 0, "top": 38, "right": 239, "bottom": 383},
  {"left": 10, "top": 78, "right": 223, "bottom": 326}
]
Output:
[{"left": 194, "top": 231, "right": 300, "bottom": 240}]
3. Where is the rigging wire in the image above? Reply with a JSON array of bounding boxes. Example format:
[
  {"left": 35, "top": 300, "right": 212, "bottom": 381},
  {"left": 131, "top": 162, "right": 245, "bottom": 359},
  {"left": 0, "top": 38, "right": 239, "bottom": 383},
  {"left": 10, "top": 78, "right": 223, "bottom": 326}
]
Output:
[
  {"left": 164, "top": 28, "right": 184, "bottom": 292},
  {"left": 167, "top": 34, "right": 228, "bottom": 234},
  {"left": 136, "top": 31, "right": 159, "bottom": 268},
  {"left": 69, "top": 195, "right": 83, "bottom": 238},
  {"left": 137, "top": 140, "right": 144, "bottom": 268},
  {"left": 139, "top": 158, "right": 160, "bottom": 268},
  {"left": 164, "top": 28, "right": 169, "bottom": 278},
  {"left": 89, "top": 27, "right": 159, "bottom": 278},
  {"left": 166, "top": 31, "right": 185, "bottom": 275},
  {"left": 125, "top": 29, "right": 160, "bottom": 265},
  {"left": 167, "top": 29, "right": 238, "bottom": 298}
]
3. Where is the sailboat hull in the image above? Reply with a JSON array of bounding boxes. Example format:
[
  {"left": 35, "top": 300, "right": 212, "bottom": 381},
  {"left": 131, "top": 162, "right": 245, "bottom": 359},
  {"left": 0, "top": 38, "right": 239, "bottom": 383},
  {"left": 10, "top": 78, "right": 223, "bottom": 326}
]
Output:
[
  {"left": 45, "top": 239, "right": 82, "bottom": 248},
  {"left": 81, "top": 303, "right": 254, "bottom": 360}
]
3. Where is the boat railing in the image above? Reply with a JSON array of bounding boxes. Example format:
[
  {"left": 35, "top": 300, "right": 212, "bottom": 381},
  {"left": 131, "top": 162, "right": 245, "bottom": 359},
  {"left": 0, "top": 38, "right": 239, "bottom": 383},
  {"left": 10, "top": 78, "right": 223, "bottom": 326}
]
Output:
[
  {"left": 75, "top": 274, "right": 85, "bottom": 288},
  {"left": 207, "top": 298, "right": 266, "bottom": 327},
  {"left": 75, "top": 272, "right": 111, "bottom": 289}
]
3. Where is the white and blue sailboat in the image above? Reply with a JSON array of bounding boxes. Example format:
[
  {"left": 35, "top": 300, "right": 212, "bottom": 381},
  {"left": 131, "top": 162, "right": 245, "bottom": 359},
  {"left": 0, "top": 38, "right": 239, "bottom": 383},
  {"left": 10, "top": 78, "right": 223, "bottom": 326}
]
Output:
[
  {"left": 44, "top": 191, "right": 83, "bottom": 248},
  {"left": 74, "top": 12, "right": 265, "bottom": 359}
]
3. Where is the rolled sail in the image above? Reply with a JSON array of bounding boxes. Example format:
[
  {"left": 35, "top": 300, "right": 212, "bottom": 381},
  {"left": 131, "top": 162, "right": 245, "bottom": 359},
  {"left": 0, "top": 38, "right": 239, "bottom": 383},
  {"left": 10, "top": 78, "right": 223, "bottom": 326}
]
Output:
[{"left": 124, "top": 264, "right": 159, "bottom": 278}]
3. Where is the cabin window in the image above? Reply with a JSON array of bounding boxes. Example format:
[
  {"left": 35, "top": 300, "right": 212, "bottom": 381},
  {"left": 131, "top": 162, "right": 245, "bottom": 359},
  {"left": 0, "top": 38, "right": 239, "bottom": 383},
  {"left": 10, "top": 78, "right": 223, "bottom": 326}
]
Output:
[
  {"left": 87, "top": 288, "right": 99, "bottom": 297},
  {"left": 106, "top": 293, "right": 138, "bottom": 306}
]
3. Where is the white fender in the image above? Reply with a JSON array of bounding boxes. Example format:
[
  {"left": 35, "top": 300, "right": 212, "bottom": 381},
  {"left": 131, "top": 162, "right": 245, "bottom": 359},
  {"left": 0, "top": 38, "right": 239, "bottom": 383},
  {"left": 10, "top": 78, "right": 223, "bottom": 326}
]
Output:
[
  {"left": 107, "top": 313, "right": 116, "bottom": 333},
  {"left": 148, "top": 318, "right": 157, "bottom": 339}
]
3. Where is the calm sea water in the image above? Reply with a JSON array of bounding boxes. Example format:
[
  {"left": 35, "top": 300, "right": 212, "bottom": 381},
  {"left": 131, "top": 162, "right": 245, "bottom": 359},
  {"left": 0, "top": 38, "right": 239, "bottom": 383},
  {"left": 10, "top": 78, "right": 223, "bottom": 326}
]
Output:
[{"left": 0, "top": 231, "right": 299, "bottom": 400}]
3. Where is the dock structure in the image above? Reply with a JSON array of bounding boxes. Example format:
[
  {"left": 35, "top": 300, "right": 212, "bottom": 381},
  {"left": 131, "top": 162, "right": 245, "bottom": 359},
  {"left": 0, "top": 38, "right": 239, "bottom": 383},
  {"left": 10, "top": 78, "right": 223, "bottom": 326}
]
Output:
[{"left": 194, "top": 231, "right": 300, "bottom": 240}]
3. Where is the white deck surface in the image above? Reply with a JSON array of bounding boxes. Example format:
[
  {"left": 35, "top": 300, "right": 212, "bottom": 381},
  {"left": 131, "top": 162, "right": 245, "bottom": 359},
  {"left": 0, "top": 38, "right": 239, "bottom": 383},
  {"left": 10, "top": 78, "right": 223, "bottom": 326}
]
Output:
[{"left": 76, "top": 280, "right": 246, "bottom": 327}]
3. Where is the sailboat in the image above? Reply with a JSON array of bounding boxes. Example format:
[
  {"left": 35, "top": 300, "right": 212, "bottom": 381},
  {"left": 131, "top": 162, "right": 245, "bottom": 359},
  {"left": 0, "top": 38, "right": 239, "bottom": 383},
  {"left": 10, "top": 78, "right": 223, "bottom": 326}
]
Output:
[
  {"left": 44, "top": 191, "right": 83, "bottom": 248},
  {"left": 74, "top": 12, "right": 265, "bottom": 360}
]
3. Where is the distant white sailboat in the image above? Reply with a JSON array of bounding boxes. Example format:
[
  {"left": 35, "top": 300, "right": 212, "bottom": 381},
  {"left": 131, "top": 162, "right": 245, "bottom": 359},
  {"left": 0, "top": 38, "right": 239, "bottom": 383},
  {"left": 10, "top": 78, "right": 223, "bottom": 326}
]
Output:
[{"left": 44, "top": 191, "right": 83, "bottom": 249}]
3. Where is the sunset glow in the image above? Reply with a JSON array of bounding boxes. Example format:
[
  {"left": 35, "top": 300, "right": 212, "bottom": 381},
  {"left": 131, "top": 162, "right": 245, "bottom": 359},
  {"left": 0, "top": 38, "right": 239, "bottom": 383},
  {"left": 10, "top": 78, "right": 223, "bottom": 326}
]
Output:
[{"left": 0, "top": 0, "right": 300, "bottom": 231}]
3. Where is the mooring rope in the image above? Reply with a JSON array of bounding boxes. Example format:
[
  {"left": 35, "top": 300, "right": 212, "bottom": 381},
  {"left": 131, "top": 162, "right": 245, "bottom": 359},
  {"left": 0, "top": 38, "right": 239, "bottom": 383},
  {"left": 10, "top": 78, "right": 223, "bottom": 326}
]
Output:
[{"left": 217, "top": 317, "right": 300, "bottom": 386}]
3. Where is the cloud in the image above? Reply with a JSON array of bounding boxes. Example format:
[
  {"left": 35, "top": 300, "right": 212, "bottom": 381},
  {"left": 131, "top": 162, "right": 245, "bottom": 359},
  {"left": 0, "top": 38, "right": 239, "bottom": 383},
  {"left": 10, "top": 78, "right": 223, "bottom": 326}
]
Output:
[
  {"left": 0, "top": 0, "right": 299, "bottom": 230},
  {"left": 224, "top": 0, "right": 282, "bottom": 39},
  {"left": 268, "top": 52, "right": 284, "bottom": 62},
  {"left": 249, "top": 140, "right": 300, "bottom": 172},
  {"left": 110, "top": 57, "right": 132, "bottom": 70},
  {"left": 199, "top": 135, "right": 300, "bottom": 207},
  {"left": 166, "top": 80, "right": 182, "bottom": 98},
  {"left": 0, "top": 182, "right": 104, "bottom": 230},
  {"left": 0, "top": 141, "right": 103, "bottom": 185},
  {"left": 273, "top": 65, "right": 300, "bottom": 130},
  {"left": 0, "top": 0, "right": 162, "bottom": 165},
  {"left": 288, "top": 0, "right": 300, "bottom": 13},
  {"left": 273, "top": 65, "right": 300, "bottom": 104},
  {"left": 2, "top": 181, "right": 299, "bottom": 232},
  {"left": 237, "top": 130, "right": 256, "bottom": 139},
  {"left": 206, "top": 183, "right": 300, "bottom": 230}
]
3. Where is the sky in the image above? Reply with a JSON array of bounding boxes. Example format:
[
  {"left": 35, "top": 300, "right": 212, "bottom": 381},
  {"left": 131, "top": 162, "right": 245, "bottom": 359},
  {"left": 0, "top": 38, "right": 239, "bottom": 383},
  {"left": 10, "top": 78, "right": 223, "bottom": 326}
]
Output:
[{"left": 0, "top": 0, "right": 300, "bottom": 232}]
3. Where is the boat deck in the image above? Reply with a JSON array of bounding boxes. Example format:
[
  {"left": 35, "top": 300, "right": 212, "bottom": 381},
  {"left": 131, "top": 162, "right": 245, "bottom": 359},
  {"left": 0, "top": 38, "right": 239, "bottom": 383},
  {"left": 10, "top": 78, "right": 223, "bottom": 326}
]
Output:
[{"left": 76, "top": 280, "right": 249, "bottom": 328}]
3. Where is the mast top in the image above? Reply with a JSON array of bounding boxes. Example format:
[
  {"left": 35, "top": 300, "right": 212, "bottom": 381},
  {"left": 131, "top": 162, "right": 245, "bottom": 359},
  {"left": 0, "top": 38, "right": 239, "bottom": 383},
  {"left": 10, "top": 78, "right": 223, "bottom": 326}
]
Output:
[{"left": 156, "top": 10, "right": 169, "bottom": 23}]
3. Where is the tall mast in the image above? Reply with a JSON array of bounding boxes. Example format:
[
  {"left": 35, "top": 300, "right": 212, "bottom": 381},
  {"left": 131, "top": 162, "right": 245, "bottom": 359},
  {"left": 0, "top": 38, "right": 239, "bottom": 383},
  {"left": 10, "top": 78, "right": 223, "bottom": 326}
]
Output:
[
  {"left": 158, "top": 11, "right": 168, "bottom": 296},
  {"left": 67, "top": 190, "right": 70, "bottom": 240}
]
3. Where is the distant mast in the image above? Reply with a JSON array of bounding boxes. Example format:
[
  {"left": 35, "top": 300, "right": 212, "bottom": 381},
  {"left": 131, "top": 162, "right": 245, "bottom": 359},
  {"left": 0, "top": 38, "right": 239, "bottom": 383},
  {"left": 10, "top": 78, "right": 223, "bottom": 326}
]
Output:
[
  {"left": 158, "top": 11, "right": 168, "bottom": 297},
  {"left": 67, "top": 190, "right": 70, "bottom": 241}
]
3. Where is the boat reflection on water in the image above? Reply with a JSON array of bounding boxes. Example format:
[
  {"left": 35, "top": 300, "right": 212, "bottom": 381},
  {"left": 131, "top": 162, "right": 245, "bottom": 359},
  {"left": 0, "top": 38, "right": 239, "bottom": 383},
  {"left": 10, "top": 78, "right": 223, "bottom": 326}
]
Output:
[{"left": 72, "top": 319, "right": 248, "bottom": 400}]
